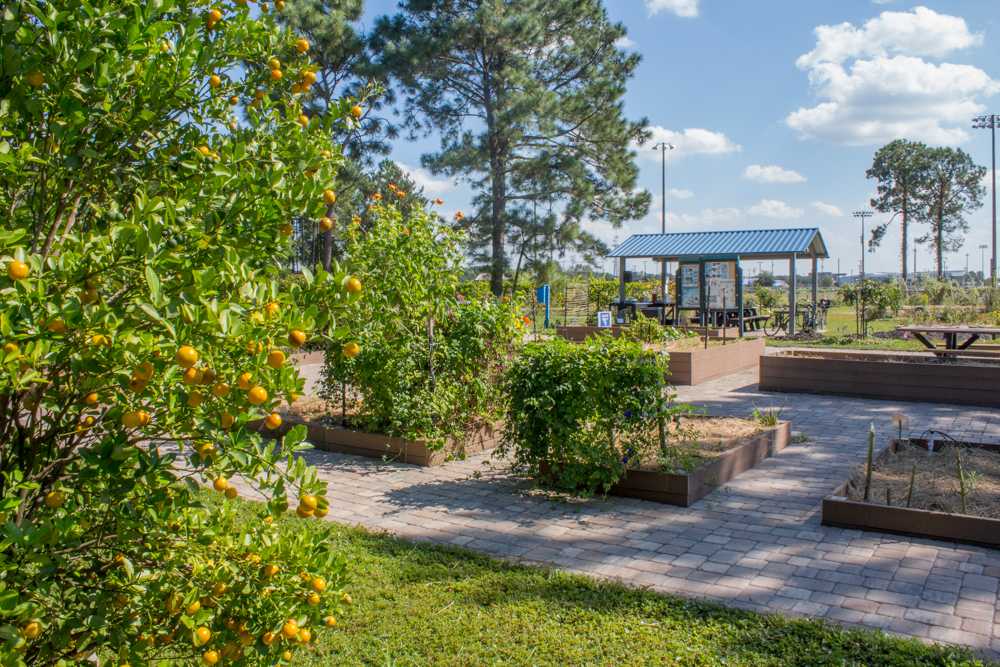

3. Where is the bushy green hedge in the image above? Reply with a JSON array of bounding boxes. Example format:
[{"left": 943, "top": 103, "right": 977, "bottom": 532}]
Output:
[
  {"left": 500, "top": 337, "right": 679, "bottom": 494},
  {"left": 323, "top": 205, "right": 521, "bottom": 447}
]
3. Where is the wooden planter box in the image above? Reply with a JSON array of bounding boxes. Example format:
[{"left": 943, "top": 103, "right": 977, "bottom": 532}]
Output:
[
  {"left": 250, "top": 416, "right": 500, "bottom": 466},
  {"left": 759, "top": 350, "right": 1000, "bottom": 407},
  {"left": 822, "top": 439, "right": 1000, "bottom": 547},
  {"left": 555, "top": 325, "right": 623, "bottom": 341},
  {"left": 666, "top": 337, "right": 764, "bottom": 385}
]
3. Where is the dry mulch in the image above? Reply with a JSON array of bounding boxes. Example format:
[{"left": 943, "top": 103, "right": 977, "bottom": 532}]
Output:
[{"left": 846, "top": 441, "right": 1000, "bottom": 519}]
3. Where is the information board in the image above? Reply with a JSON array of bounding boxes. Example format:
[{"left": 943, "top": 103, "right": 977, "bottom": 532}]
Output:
[
  {"left": 704, "top": 261, "right": 737, "bottom": 309},
  {"left": 596, "top": 311, "right": 612, "bottom": 328},
  {"left": 679, "top": 263, "right": 701, "bottom": 308}
]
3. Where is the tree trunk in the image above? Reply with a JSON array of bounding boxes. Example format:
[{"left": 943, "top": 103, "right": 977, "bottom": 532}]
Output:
[
  {"left": 936, "top": 188, "right": 944, "bottom": 279},
  {"left": 483, "top": 60, "right": 506, "bottom": 297},
  {"left": 900, "top": 185, "right": 908, "bottom": 283}
]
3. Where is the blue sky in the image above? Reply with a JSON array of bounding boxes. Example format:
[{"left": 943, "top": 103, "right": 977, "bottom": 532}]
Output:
[{"left": 356, "top": 1, "right": 999, "bottom": 276}]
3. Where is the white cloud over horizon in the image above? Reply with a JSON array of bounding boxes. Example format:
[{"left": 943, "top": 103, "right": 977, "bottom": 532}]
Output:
[
  {"left": 812, "top": 201, "right": 844, "bottom": 217},
  {"left": 787, "top": 7, "right": 998, "bottom": 146},
  {"left": 395, "top": 161, "right": 455, "bottom": 195},
  {"left": 645, "top": 0, "right": 699, "bottom": 18},
  {"left": 747, "top": 199, "right": 804, "bottom": 219},
  {"left": 743, "top": 164, "right": 807, "bottom": 184},
  {"left": 638, "top": 126, "right": 741, "bottom": 160},
  {"left": 614, "top": 35, "right": 637, "bottom": 50}
]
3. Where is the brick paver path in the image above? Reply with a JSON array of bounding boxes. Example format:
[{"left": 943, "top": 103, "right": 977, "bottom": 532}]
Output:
[{"left": 294, "top": 357, "right": 1000, "bottom": 658}]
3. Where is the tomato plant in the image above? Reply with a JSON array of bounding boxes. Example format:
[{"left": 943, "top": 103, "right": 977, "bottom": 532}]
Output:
[{"left": 0, "top": 0, "right": 364, "bottom": 663}]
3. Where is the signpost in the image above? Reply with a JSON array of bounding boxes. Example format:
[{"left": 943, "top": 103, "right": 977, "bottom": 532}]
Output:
[{"left": 536, "top": 284, "right": 551, "bottom": 329}]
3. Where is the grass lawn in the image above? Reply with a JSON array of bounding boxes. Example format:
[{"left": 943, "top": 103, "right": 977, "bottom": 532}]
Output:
[
  {"left": 233, "top": 499, "right": 991, "bottom": 666},
  {"left": 766, "top": 306, "right": 929, "bottom": 352}
]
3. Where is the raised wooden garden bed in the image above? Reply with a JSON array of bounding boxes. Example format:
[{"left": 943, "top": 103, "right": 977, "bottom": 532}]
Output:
[
  {"left": 555, "top": 325, "right": 623, "bottom": 341},
  {"left": 250, "top": 416, "right": 500, "bottom": 466},
  {"left": 822, "top": 439, "right": 1000, "bottom": 547},
  {"left": 666, "top": 337, "right": 764, "bottom": 385},
  {"left": 759, "top": 350, "right": 1000, "bottom": 407},
  {"left": 543, "top": 418, "right": 791, "bottom": 507}
]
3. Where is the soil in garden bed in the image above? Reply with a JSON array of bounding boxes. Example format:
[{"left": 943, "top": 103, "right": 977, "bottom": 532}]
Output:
[
  {"left": 845, "top": 441, "right": 1000, "bottom": 519},
  {"left": 629, "top": 417, "right": 765, "bottom": 473}
]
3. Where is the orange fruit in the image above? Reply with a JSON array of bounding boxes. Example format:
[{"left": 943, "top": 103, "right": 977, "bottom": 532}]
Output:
[
  {"left": 229, "top": 95, "right": 239, "bottom": 105},
  {"left": 213, "top": 477, "right": 228, "bottom": 492},
  {"left": 21, "top": 620, "right": 41, "bottom": 639},
  {"left": 345, "top": 277, "right": 362, "bottom": 294},
  {"left": 176, "top": 346, "right": 199, "bottom": 368},
  {"left": 295, "top": 38, "right": 309, "bottom": 54},
  {"left": 25, "top": 71, "right": 45, "bottom": 88},
  {"left": 300, "top": 495, "right": 318, "bottom": 511},
  {"left": 248, "top": 385, "right": 268, "bottom": 406},
  {"left": 225, "top": 486, "right": 238, "bottom": 499},
  {"left": 270, "top": 68, "right": 282, "bottom": 81},
  {"left": 307, "top": 592, "right": 320, "bottom": 605},
  {"left": 134, "top": 362, "right": 155, "bottom": 381},
  {"left": 296, "top": 505, "right": 313, "bottom": 518},
  {"left": 324, "top": 615, "right": 337, "bottom": 627},
  {"left": 281, "top": 620, "right": 299, "bottom": 639},
  {"left": 311, "top": 576, "right": 326, "bottom": 592},
  {"left": 298, "top": 114, "right": 309, "bottom": 128},
  {"left": 46, "top": 318, "right": 67, "bottom": 334},
  {"left": 187, "top": 392, "right": 204, "bottom": 408},
  {"left": 266, "top": 349, "right": 285, "bottom": 369},
  {"left": 319, "top": 216, "right": 334, "bottom": 232},
  {"left": 282, "top": 650, "right": 293, "bottom": 661},
  {"left": 288, "top": 330, "right": 307, "bottom": 348},
  {"left": 301, "top": 70, "right": 317, "bottom": 86},
  {"left": 265, "top": 413, "right": 282, "bottom": 430},
  {"left": 213, "top": 382, "right": 231, "bottom": 398},
  {"left": 3, "top": 342, "right": 19, "bottom": 355},
  {"left": 268, "top": 58, "right": 281, "bottom": 70},
  {"left": 323, "top": 189, "right": 337, "bottom": 205},
  {"left": 202, "top": 649, "right": 220, "bottom": 665},
  {"left": 220, "top": 413, "right": 235, "bottom": 430},
  {"left": 265, "top": 301, "right": 280, "bottom": 318},
  {"left": 350, "top": 105, "right": 363, "bottom": 119},
  {"left": 209, "top": 74, "right": 221, "bottom": 88},
  {"left": 194, "top": 626, "right": 212, "bottom": 646},
  {"left": 263, "top": 564, "right": 280, "bottom": 578},
  {"left": 208, "top": 9, "right": 222, "bottom": 23},
  {"left": 44, "top": 491, "right": 64, "bottom": 508},
  {"left": 201, "top": 368, "right": 217, "bottom": 385},
  {"left": 7, "top": 260, "right": 29, "bottom": 280},
  {"left": 84, "top": 392, "right": 99, "bottom": 406},
  {"left": 262, "top": 631, "right": 275, "bottom": 645},
  {"left": 122, "top": 410, "right": 150, "bottom": 429},
  {"left": 313, "top": 505, "right": 328, "bottom": 518},
  {"left": 183, "top": 367, "right": 203, "bottom": 384},
  {"left": 342, "top": 342, "right": 360, "bottom": 359},
  {"left": 187, "top": 600, "right": 202, "bottom": 615},
  {"left": 298, "top": 628, "right": 311, "bottom": 643},
  {"left": 212, "top": 582, "right": 227, "bottom": 596},
  {"left": 237, "top": 372, "right": 253, "bottom": 391}
]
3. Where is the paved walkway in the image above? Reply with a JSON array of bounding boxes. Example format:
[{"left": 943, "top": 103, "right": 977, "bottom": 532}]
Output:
[{"left": 294, "top": 358, "right": 1000, "bottom": 658}]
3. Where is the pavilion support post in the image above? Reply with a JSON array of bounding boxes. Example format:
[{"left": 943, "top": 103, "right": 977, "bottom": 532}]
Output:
[
  {"left": 789, "top": 253, "right": 797, "bottom": 336},
  {"left": 618, "top": 257, "right": 626, "bottom": 315},
  {"left": 811, "top": 255, "right": 818, "bottom": 314}
]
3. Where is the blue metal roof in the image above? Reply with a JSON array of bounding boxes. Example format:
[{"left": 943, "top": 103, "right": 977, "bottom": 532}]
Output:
[{"left": 608, "top": 228, "right": 828, "bottom": 260}]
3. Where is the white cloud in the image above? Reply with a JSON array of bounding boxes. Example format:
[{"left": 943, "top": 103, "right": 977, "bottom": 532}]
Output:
[
  {"left": 796, "top": 6, "right": 982, "bottom": 69},
  {"left": 669, "top": 188, "right": 694, "bottom": 199},
  {"left": 394, "top": 162, "right": 455, "bottom": 195},
  {"left": 614, "top": 36, "right": 636, "bottom": 50},
  {"left": 645, "top": 0, "right": 699, "bottom": 18},
  {"left": 747, "top": 199, "right": 804, "bottom": 220},
  {"left": 743, "top": 164, "right": 806, "bottom": 184},
  {"left": 788, "top": 7, "right": 997, "bottom": 146},
  {"left": 638, "top": 126, "right": 741, "bottom": 160},
  {"left": 811, "top": 201, "right": 844, "bottom": 217}
]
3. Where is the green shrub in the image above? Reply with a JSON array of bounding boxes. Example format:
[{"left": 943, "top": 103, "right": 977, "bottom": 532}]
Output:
[
  {"left": 621, "top": 318, "right": 688, "bottom": 345},
  {"left": 753, "top": 286, "right": 780, "bottom": 310},
  {"left": 322, "top": 205, "right": 521, "bottom": 447},
  {"left": 839, "top": 280, "right": 903, "bottom": 318},
  {"left": 500, "top": 337, "right": 680, "bottom": 494}
]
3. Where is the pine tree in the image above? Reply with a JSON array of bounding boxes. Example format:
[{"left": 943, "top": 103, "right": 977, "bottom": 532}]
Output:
[
  {"left": 866, "top": 139, "right": 933, "bottom": 282},
  {"left": 371, "top": 0, "right": 651, "bottom": 295},
  {"left": 916, "top": 147, "right": 987, "bottom": 278}
]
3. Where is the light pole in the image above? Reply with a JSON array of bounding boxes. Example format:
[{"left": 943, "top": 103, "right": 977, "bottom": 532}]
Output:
[
  {"left": 973, "top": 114, "right": 997, "bottom": 288},
  {"left": 652, "top": 142, "right": 675, "bottom": 304},
  {"left": 853, "top": 210, "right": 873, "bottom": 337}
]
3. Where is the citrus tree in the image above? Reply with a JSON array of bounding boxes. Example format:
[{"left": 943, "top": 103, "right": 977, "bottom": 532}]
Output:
[
  {"left": 322, "top": 203, "right": 521, "bottom": 447},
  {"left": 0, "top": 0, "right": 366, "bottom": 663}
]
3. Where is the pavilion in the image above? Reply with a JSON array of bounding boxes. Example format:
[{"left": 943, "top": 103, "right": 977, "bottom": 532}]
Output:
[{"left": 608, "top": 228, "right": 830, "bottom": 335}]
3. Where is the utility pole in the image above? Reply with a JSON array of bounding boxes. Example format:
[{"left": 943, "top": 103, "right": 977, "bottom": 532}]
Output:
[
  {"left": 652, "top": 142, "right": 675, "bottom": 303},
  {"left": 973, "top": 114, "right": 998, "bottom": 287},
  {"left": 981, "top": 243, "right": 989, "bottom": 280},
  {"left": 853, "top": 210, "right": 873, "bottom": 337}
]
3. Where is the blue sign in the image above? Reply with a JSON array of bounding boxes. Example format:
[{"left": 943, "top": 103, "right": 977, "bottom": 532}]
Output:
[
  {"left": 536, "top": 284, "right": 551, "bottom": 328},
  {"left": 597, "top": 311, "right": 612, "bottom": 328}
]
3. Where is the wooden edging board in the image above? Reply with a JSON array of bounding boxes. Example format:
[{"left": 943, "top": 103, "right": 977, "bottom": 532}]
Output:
[
  {"left": 249, "top": 416, "right": 500, "bottom": 466},
  {"left": 608, "top": 419, "right": 791, "bottom": 507},
  {"left": 759, "top": 350, "right": 1000, "bottom": 407},
  {"left": 821, "top": 439, "right": 1000, "bottom": 547},
  {"left": 667, "top": 337, "right": 764, "bottom": 385}
]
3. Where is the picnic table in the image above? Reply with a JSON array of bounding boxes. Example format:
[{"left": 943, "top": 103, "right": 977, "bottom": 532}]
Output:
[{"left": 896, "top": 325, "right": 1000, "bottom": 351}]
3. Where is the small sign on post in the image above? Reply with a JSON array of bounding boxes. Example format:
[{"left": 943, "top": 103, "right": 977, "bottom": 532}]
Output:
[
  {"left": 535, "top": 284, "right": 551, "bottom": 328},
  {"left": 596, "top": 310, "right": 612, "bottom": 328}
]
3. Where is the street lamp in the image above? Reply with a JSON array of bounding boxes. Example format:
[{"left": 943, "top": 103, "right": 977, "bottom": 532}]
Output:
[
  {"left": 973, "top": 114, "right": 997, "bottom": 288},
  {"left": 652, "top": 142, "right": 676, "bottom": 303},
  {"left": 853, "top": 210, "right": 873, "bottom": 337}
]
